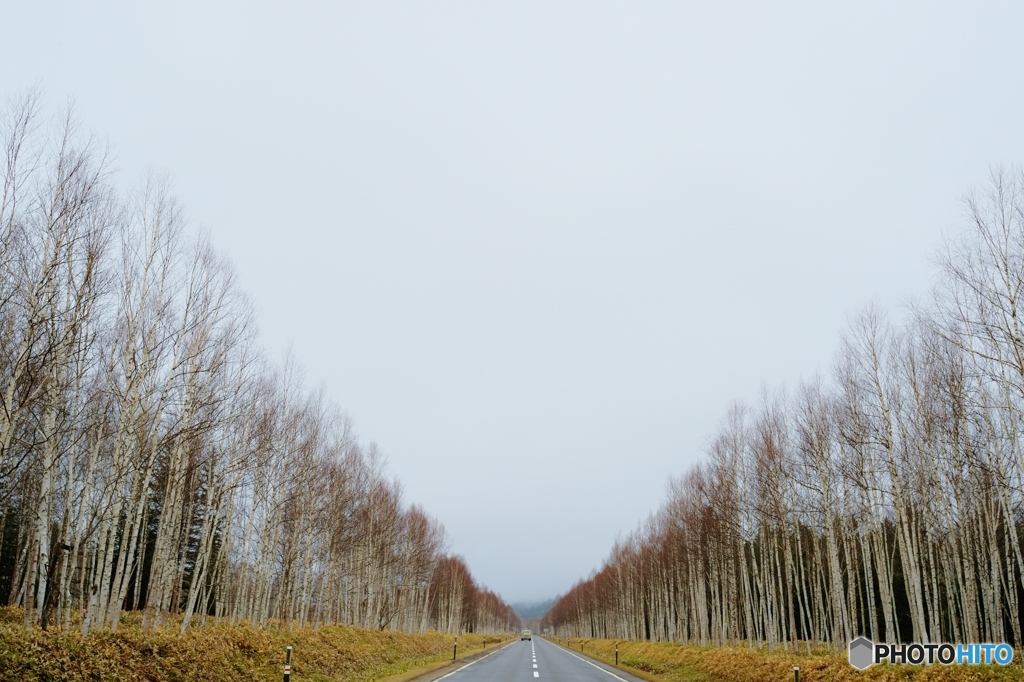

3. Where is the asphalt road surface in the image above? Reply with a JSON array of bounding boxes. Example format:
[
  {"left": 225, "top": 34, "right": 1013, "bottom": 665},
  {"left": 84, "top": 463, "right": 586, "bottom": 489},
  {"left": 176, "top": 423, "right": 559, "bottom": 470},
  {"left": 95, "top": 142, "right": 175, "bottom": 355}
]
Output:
[{"left": 434, "top": 636, "right": 646, "bottom": 682}]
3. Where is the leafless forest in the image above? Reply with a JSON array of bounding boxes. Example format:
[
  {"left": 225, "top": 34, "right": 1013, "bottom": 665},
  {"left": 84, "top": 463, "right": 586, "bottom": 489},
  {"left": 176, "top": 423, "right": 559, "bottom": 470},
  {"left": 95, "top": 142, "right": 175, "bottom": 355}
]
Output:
[
  {"left": 545, "top": 172, "right": 1024, "bottom": 649},
  {"left": 0, "top": 97, "right": 519, "bottom": 636}
]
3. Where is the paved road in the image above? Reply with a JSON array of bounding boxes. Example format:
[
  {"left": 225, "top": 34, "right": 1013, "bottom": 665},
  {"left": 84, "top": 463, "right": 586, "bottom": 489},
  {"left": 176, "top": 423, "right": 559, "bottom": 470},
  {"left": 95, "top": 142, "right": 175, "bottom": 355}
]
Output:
[{"left": 432, "top": 636, "right": 646, "bottom": 682}]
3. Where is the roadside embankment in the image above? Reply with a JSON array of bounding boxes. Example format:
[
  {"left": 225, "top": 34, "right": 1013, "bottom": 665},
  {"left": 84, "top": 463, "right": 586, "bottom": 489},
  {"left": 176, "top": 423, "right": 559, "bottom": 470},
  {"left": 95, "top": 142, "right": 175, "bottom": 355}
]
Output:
[
  {"left": 547, "top": 637, "right": 1024, "bottom": 682},
  {"left": 0, "top": 608, "right": 511, "bottom": 681}
]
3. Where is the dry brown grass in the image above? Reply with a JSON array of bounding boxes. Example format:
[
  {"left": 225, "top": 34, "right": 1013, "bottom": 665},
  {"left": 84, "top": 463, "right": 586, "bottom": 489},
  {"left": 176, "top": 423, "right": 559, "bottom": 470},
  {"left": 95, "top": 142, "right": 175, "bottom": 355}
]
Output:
[
  {"left": 550, "top": 637, "right": 1024, "bottom": 682},
  {"left": 0, "top": 608, "right": 510, "bottom": 681}
]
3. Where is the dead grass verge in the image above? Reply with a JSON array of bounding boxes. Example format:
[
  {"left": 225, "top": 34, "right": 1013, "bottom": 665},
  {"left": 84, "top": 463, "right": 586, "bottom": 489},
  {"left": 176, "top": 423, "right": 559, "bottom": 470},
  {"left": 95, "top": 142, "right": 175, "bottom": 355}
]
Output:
[
  {"left": 0, "top": 607, "right": 510, "bottom": 681},
  {"left": 548, "top": 637, "right": 1024, "bottom": 682}
]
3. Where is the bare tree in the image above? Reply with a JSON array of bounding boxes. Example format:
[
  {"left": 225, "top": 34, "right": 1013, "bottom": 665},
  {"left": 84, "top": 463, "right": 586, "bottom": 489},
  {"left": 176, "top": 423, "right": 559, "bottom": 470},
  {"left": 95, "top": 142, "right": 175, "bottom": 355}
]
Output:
[{"left": 0, "top": 97, "right": 517, "bottom": 638}]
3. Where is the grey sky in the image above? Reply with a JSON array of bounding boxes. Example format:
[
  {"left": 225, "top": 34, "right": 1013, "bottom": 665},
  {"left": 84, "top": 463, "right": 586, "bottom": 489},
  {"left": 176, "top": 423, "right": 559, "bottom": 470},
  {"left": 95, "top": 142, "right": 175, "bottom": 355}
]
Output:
[{"left": 5, "top": 3, "right": 1024, "bottom": 604}]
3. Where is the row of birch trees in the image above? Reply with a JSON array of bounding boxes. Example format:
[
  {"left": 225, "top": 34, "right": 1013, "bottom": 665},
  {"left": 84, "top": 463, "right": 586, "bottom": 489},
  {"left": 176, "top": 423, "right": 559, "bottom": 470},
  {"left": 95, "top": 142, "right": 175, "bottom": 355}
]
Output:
[
  {"left": 0, "top": 96, "right": 519, "bottom": 636},
  {"left": 545, "top": 169, "right": 1024, "bottom": 648}
]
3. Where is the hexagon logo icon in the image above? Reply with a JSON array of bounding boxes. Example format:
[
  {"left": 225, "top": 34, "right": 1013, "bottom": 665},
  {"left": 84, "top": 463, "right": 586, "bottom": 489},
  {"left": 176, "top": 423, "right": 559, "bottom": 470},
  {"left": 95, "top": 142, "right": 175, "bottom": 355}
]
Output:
[{"left": 849, "top": 637, "right": 874, "bottom": 670}]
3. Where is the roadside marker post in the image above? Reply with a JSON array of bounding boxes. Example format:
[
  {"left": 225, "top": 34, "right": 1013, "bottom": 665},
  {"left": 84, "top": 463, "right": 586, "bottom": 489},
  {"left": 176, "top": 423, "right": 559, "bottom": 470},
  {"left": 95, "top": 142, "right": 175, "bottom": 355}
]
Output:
[
  {"left": 283, "top": 646, "right": 292, "bottom": 682},
  {"left": 454, "top": 637, "right": 458, "bottom": 661},
  {"left": 794, "top": 666, "right": 799, "bottom": 682},
  {"left": 615, "top": 642, "right": 619, "bottom": 665}
]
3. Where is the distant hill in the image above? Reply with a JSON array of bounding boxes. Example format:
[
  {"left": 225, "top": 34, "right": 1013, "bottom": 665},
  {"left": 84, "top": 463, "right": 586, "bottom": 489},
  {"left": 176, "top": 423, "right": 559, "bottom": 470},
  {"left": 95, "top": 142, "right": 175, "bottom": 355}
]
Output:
[{"left": 512, "top": 598, "right": 555, "bottom": 621}]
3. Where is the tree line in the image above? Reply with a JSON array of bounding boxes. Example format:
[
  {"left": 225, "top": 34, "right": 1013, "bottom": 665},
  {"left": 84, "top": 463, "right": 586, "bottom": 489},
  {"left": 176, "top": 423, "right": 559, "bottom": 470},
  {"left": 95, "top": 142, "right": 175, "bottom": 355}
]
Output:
[
  {"left": 0, "top": 95, "right": 520, "bottom": 636},
  {"left": 544, "top": 169, "right": 1024, "bottom": 649}
]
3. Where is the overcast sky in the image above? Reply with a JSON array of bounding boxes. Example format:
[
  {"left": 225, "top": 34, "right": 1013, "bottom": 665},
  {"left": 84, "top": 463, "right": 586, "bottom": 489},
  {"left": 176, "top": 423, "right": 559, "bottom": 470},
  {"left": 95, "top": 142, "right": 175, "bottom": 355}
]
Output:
[{"left": 5, "top": 3, "right": 1024, "bottom": 604}]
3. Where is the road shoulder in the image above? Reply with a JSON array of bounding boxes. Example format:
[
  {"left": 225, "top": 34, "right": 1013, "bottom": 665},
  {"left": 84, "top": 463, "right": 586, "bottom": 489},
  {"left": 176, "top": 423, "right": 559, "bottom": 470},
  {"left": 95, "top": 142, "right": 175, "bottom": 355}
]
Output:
[
  {"left": 392, "top": 639, "right": 516, "bottom": 682},
  {"left": 541, "top": 637, "right": 657, "bottom": 682}
]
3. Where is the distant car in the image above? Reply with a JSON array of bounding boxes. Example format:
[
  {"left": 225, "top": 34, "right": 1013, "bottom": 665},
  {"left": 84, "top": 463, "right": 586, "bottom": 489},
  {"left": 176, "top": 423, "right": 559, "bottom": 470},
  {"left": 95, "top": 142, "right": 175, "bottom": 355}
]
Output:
[{"left": 521, "top": 629, "right": 532, "bottom": 641}]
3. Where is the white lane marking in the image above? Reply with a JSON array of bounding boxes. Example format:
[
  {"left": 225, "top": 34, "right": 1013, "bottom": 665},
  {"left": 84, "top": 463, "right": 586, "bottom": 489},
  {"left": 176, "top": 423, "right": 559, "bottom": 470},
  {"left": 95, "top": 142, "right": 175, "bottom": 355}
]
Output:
[
  {"left": 533, "top": 673, "right": 539, "bottom": 678},
  {"left": 434, "top": 641, "right": 513, "bottom": 681},
  {"left": 541, "top": 637, "right": 631, "bottom": 682},
  {"left": 533, "top": 664, "right": 538, "bottom": 668}
]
